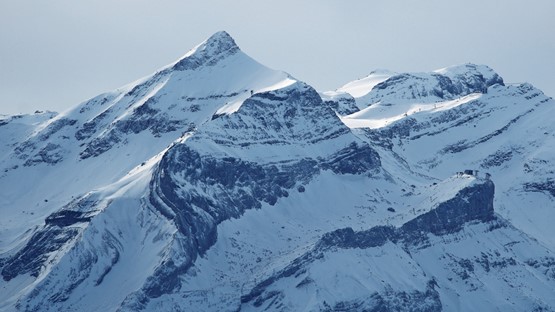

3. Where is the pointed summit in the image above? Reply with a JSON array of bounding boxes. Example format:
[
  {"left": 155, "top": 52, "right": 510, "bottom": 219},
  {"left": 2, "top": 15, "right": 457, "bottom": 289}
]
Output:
[
  {"left": 205, "top": 30, "right": 238, "bottom": 48},
  {"left": 173, "top": 31, "right": 240, "bottom": 71}
]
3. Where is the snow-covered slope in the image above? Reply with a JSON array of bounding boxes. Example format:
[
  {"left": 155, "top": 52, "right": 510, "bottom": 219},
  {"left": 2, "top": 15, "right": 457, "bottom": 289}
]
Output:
[
  {"left": 1, "top": 32, "right": 555, "bottom": 312},
  {"left": 337, "top": 69, "right": 396, "bottom": 98}
]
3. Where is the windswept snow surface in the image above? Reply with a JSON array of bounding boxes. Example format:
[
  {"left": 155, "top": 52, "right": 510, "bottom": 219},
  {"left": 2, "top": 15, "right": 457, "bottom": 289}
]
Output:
[
  {"left": 337, "top": 69, "right": 395, "bottom": 98},
  {"left": 341, "top": 93, "right": 482, "bottom": 129}
]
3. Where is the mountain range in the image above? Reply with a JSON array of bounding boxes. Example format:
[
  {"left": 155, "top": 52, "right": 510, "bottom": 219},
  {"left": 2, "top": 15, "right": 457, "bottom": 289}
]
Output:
[{"left": 1, "top": 31, "right": 555, "bottom": 311}]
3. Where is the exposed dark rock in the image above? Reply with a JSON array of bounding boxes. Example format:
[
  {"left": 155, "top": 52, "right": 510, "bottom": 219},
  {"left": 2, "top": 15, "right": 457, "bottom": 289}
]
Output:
[
  {"left": 481, "top": 149, "right": 515, "bottom": 168},
  {"left": 525, "top": 257, "right": 555, "bottom": 279},
  {"left": 1, "top": 227, "right": 79, "bottom": 281},
  {"left": 23, "top": 143, "right": 65, "bottom": 166},
  {"left": 78, "top": 98, "right": 188, "bottom": 159},
  {"left": 318, "top": 226, "right": 396, "bottom": 250},
  {"left": 14, "top": 141, "right": 40, "bottom": 157},
  {"left": 524, "top": 179, "right": 555, "bottom": 198},
  {"left": 328, "top": 281, "right": 441, "bottom": 312},
  {"left": 80, "top": 131, "right": 121, "bottom": 159},
  {"left": 320, "top": 142, "right": 381, "bottom": 175},
  {"left": 1, "top": 197, "right": 99, "bottom": 282},
  {"left": 400, "top": 180, "right": 495, "bottom": 240},
  {"left": 38, "top": 118, "right": 77, "bottom": 141},
  {"left": 363, "top": 118, "right": 418, "bottom": 149},
  {"left": 474, "top": 252, "right": 517, "bottom": 274},
  {"left": 75, "top": 108, "right": 113, "bottom": 141},
  {"left": 45, "top": 210, "right": 94, "bottom": 227},
  {"left": 295, "top": 276, "right": 313, "bottom": 288},
  {"left": 324, "top": 95, "right": 360, "bottom": 116}
]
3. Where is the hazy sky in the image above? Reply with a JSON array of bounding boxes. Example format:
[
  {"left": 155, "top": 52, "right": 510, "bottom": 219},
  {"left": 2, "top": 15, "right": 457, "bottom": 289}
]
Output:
[{"left": 1, "top": 0, "right": 554, "bottom": 115}]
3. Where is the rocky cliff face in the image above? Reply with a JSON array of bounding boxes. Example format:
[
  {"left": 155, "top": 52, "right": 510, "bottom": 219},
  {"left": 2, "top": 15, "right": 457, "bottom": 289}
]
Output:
[{"left": 120, "top": 80, "right": 382, "bottom": 308}]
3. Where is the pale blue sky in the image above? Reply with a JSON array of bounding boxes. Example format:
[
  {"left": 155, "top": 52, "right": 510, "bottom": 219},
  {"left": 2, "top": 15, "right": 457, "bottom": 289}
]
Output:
[{"left": 1, "top": 0, "right": 554, "bottom": 115}]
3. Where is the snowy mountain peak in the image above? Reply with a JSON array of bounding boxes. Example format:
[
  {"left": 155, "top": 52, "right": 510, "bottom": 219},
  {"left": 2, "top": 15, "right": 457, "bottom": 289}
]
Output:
[
  {"left": 199, "top": 30, "right": 238, "bottom": 53},
  {"left": 434, "top": 63, "right": 504, "bottom": 90},
  {"left": 339, "top": 63, "right": 506, "bottom": 111},
  {"left": 435, "top": 63, "right": 502, "bottom": 82},
  {"left": 172, "top": 31, "right": 240, "bottom": 71}
]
